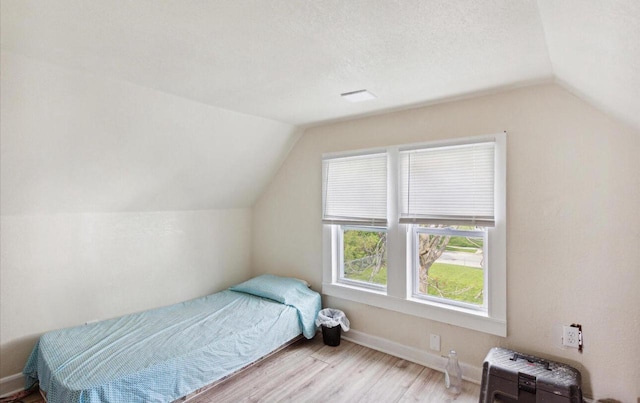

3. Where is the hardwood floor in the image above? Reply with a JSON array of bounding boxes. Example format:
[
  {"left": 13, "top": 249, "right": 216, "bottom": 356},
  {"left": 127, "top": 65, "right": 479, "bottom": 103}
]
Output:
[{"left": 189, "top": 336, "right": 480, "bottom": 402}]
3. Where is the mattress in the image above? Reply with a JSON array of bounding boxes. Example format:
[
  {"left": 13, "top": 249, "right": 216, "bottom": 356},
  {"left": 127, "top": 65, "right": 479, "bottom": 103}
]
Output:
[{"left": 23, "top": 276, "right": 321, "bottom": 403}]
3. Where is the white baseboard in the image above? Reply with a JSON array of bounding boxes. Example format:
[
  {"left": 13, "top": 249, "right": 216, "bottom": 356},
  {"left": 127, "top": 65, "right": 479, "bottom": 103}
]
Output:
[
  {"left": 342, "top": 329, "right": 483, "bottom": 384},
  {"left": 0, "top": 373, "right": 24, "bottom": 398}
]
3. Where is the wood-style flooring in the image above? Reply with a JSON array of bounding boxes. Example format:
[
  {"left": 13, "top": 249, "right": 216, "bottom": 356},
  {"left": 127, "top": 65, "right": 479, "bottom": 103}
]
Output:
[{"left": 188, "top": 336, "right": 480, "bottom": 402}]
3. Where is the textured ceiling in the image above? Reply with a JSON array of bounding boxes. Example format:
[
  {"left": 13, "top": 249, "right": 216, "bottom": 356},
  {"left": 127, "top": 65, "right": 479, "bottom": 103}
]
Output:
[{"left": 0, "top": 1, "right": 638, "bottom": 128}]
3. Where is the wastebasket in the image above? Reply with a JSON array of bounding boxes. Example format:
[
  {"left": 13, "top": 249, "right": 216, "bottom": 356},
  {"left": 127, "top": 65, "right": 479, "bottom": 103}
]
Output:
[
  {"left": 315, "top": 308, "right": 350, "bottom": 347},
  {"left": 321, "top": 324, "right": 341, "bottom": 346}
]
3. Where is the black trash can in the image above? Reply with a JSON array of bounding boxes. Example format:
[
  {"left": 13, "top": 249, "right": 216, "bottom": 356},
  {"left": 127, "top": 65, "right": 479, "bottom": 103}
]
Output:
[
  {"left": 316, "top": 308, "right": 349, "bottom": 347},
  {"left": 321, "top": 324, "right": 341, "bottom": 347}
]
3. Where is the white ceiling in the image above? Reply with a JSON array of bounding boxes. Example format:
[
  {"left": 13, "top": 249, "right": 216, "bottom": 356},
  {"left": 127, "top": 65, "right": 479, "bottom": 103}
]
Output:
[{"left": 3, "top": 0, "right": 636, "bottom": 129}]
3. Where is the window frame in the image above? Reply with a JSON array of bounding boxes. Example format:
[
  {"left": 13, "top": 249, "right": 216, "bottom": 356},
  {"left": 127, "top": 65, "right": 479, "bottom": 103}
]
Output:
[{"left": 322, "top": 133, "right": 507, "bottom": 337}]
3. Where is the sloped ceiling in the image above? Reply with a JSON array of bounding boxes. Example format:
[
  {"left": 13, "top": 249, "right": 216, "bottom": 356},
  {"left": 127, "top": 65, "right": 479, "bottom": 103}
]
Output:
[
  {"left": 1, "top": 1, "right": 638, "bottom": 214},
  {"left": 0, "top": 52, "right": 299, "bottom": 214},
  {"left": 538, "top": 0, "right": 640, "bottom": 132}
]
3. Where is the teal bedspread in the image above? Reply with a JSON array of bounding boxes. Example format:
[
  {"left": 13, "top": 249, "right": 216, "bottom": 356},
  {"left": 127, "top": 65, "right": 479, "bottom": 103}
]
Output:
[{"left": 23, "top": 281, "right": 320, "bottom": 403}]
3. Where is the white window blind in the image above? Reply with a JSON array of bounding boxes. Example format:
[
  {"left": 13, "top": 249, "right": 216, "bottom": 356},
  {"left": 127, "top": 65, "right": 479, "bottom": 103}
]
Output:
[
  {"left": 322, "top": 153, "right": 387, "bottom": 226},
  {"left": 399, "top": 141, "right": 495, "bottom": 226}
]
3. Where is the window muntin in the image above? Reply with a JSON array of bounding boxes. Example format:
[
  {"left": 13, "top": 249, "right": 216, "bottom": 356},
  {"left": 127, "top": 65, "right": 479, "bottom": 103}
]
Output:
[
  {"left": 412, "top": 225, "right": 486, "bottom": 310},
  {"left": 339, "top": 226, "right": 387, "bottom": 290}
]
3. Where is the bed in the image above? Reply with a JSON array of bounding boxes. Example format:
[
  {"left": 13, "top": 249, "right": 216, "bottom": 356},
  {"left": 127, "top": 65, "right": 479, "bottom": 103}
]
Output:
[{"left": 23, "top": 275, "right": 321, "bottom": 403}]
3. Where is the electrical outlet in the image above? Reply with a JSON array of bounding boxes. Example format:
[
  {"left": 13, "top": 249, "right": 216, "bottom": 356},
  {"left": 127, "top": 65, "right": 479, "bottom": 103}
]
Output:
[
  {"left": 429, "top": 334, "right": 441, "bottom": 352},
  {"left": 562, "top": 325, "right": 581, "bottom": 349}
]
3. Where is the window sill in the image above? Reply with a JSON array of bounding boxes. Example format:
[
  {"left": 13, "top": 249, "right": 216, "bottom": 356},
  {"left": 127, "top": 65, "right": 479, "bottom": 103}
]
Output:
[{"left": 322, "top": 282, "right": 506, "bottom": 337}]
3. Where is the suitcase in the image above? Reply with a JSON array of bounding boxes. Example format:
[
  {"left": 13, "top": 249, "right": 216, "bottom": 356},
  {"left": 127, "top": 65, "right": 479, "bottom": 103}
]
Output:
[{"left": 479, "top": 347, "right": 582, "bottom": 403}]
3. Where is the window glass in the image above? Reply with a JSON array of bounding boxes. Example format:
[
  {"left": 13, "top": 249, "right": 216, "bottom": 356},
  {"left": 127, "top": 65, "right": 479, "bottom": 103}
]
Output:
[
  {"left": 414, "top": 225, "right": 486, "bottom": 307},
  {"left": 341, "top": 227, "right": 387, "bottom": 287}
]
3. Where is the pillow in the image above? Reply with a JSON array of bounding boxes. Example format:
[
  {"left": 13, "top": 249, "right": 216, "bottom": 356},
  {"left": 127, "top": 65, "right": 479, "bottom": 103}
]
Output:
[
  {"left": 229, "top": 274, "right": 310, "bottom": 303},
  {"left": 230, "top": 274, "right": 322, "bottom": 339}
]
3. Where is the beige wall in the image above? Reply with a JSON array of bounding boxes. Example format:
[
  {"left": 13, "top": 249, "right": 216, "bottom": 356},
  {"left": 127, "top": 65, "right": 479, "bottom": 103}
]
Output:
[{"left": 252, "top": 84, "right": 640, "bottom": 401}]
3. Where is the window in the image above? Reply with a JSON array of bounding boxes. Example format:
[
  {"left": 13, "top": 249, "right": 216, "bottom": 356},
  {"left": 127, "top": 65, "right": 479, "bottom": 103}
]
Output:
[
  {"left": 411, "top": 225, "right": 486, "bottom": 308},
  {"left": 340, "top": 226, "right": 387, "bottom": 289},
  {"left": 323, "top": 152, "right": 389, "bottom": 290},
  {"left": 322, "top": 133, "right": 507, "bottom": 336},
  {"left": 400, "top": 140, "right": 496, "bottom": 312}
]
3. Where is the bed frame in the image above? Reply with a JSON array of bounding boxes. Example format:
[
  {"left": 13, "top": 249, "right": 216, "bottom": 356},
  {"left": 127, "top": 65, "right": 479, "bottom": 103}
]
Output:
[{"left": 175, "top": 334, "right": 304, "bottom": 402}]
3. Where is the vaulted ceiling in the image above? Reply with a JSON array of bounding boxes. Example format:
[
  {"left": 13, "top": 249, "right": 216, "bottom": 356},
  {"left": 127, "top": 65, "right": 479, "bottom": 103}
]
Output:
[{"left": 2, "top": 0, "right": 639, "bottom": 129}]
